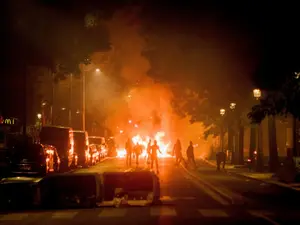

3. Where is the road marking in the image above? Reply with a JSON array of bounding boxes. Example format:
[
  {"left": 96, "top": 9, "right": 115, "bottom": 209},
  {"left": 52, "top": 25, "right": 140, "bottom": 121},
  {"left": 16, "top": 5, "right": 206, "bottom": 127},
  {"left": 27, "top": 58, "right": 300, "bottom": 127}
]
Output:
[
  {"left": 98, "top": 208, "right": 126, "bottom": 217},
  {"left": 51, "top": 211, "right": 78, "bottom": 219},
  {"left": 182, "top": 171, "right": 230, "bottom": 205},
  {"left": 198, "top": 209, "right": 229, "bottom": 217},
  {"left": 0, "top": 213, "right": 28, "bottom": 221},
  {"left": 150, "top": 206, "right": 177, "bottom": 216},
  {"left": 248, "top": 210, "right": 279, "bottom": 225}
]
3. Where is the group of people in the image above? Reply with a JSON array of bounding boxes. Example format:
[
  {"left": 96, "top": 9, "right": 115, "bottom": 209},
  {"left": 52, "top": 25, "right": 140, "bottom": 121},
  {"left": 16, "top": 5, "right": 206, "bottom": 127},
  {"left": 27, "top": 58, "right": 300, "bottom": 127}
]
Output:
[
  {"left": 172, "top": 139, "right": 197, "bottom": 169},
  {"left": 125, "top": 137, "right": 197, "bottom": 173},
  {"left": 125, "top": 138, "right": 161, "bottom": 173}
]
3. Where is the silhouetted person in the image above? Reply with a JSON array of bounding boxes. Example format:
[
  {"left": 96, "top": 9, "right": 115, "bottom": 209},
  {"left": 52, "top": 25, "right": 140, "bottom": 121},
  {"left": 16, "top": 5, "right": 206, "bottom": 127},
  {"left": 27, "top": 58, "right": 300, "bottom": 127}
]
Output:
[
  {"left": 151, "top": 140, "right": 162, "bottom": 174},
  {"left": 134, "top": 142, "right": 143, "bottom": 167},
  {"left": 146, "top": 139, "right": 152, "bottom": 164},
  {"left": 125, "top": 138, "right": 133, "bottom": 167},
  {"left": 173, "top": 139, "right": 184, "bottom": 166},
  {"left": 216, "top": 151, "right": 226, "bottom": 171},
  {"left": 186, "top": 141, "right": 196, "bottom": 168}
]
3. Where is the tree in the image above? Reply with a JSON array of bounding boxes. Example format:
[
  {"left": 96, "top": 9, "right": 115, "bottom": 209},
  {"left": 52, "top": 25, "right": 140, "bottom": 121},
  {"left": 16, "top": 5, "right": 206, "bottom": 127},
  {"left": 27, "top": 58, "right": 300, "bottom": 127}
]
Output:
[{"left": 248, "top": 74, "right": 300, "bottom": 172}]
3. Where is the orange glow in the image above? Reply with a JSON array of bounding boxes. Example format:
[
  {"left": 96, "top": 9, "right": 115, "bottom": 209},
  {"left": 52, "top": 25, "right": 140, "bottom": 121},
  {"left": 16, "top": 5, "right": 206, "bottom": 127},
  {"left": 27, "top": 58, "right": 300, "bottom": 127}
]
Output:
[
  {"left": 116, "top": 131, "right": 171, "bottom": 158},
  {"left": 69, "top": 130, "right": 74, "bottom": 155}
]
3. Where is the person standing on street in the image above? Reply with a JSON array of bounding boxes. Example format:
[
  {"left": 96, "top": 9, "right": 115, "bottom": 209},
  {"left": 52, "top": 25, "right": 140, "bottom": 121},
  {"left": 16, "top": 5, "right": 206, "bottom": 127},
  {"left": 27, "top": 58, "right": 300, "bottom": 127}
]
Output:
[
  {"left": 146, "top": 139, "right": 152, "bottom": 165},
  {"left": 186, "top": 141, "right": 197, "bottom": 169},
  {"left": 151, "top": 140, "right": 162, "bottom": 174},
  {"left": 134, "top": 142, "right": 143, "bottom": 167},
  {"left": 173, "top": 139, "right": 184, "bottom": 166},
  {"left": 125, "top": 138, "right": 133, "bottom": 167}
]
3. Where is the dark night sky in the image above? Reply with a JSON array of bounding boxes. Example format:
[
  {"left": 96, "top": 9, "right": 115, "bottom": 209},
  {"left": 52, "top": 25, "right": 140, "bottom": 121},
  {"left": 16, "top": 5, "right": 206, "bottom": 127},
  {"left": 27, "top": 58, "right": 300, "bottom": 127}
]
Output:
[{"left": 1, "top": 0, "right": 300, "bottom": 118}]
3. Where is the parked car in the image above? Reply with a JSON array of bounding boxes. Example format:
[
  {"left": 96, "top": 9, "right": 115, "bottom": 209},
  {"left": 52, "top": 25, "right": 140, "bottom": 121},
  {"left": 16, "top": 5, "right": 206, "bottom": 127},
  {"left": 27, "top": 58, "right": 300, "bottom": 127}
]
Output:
[
  {"left": 9, "top": 143, "right": 60, "bottom": 177},
  {"left": 40, "top": 126, "right": 74, "bottom": 172}
]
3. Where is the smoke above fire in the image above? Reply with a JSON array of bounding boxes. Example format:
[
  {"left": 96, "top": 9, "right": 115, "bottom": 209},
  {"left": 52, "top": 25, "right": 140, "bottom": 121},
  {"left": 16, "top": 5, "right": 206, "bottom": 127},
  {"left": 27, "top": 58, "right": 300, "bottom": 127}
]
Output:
[{"left": 88, "top": 7, "right": 212, "bottom": 158}]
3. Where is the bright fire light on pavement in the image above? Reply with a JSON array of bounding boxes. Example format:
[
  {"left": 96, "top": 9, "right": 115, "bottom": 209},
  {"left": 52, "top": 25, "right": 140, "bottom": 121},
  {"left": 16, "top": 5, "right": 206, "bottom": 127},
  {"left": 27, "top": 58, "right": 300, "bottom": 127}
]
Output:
[{"left": 116, "top": 131, "right": 172, "bottom": 158}]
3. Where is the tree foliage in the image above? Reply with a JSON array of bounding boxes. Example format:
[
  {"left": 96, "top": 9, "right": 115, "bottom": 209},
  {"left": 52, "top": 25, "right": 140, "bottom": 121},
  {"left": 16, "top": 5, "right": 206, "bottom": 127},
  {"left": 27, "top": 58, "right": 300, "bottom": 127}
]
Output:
[{"left": 248, "top": 74, "right": 300, "bottom": 123}]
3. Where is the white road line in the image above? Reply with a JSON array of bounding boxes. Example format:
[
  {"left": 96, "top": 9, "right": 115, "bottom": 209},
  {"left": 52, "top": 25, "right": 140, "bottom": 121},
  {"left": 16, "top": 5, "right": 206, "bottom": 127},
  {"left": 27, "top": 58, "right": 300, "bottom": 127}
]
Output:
[
  {"left": 183, "top": 171, "right": 230, "bottom": 205},
  {"left": 150, "top": 206, "right": 177, "bottom": 216},
  {"left": 0, "top": 213, "right": 29, "bottom": 221},
  {"left": 248, "top": 210, "right": 279, "bottom": 225},
  {"left": 98, "top": 208, "right": 127, "bottom": 217},
  {"left": 51, "top": 211, "right": 78, "bottom": 219},
  {"left": 198, "top": 209, "right": 229, "bottom": 217}
]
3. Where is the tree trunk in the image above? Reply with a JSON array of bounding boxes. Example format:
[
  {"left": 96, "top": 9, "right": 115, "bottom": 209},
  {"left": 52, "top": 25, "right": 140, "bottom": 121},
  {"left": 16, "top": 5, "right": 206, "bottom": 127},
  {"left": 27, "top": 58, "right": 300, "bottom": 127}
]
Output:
[
  {"left": 268, "top": 115, "right": 279, "bottom": 172},
  {"left": 238, "top": 122, "right": 244, "bottom": 165},
  {"left": 249, "top": 124, "right": 256, "bottom": 161},
  {"left": 228, "top": 126, "right": 234, "bottom": 164}
]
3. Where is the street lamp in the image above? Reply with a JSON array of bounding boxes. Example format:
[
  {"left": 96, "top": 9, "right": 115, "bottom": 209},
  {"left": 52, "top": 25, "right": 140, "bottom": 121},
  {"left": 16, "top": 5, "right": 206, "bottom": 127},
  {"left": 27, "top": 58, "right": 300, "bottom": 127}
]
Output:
[
  {"left": 229, "top": 102, "right": 236, "bottom": 110},
  {"left": 253, "top": 89, "right": 261, "bottom": 100},
  {"left": 220, "top": 108, "right": 226, "bottom": 116},
  {"left": 37, "top": 113, "right": 42, "bottom": 119},
  {"left": 76, "top": 110, "right": 80, "bottom": 114},
  {"left": 61, "top": 107, "right": 66, "bottom": 111},
  {"left": 81, "top": 65, "right": 102, "bottom": 131},
  {"left": 252, "top": 88, "right": 263, "bottom": 172}
]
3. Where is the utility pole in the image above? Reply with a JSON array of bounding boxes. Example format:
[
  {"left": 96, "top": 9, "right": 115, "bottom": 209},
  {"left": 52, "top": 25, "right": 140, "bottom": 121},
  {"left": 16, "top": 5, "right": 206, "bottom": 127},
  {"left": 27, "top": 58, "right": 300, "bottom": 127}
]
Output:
[
  {"left": 69, "top": 74, "right": 73, "bottom": 127},
  {"left": 51, "top": 71, "right": 55, "bottom": 125},
  {"left": 23, "top": 66, "right": 27, "bottom": 137},
  {"left": 82, "top": 71, "right": 86, "bottom": 131}
]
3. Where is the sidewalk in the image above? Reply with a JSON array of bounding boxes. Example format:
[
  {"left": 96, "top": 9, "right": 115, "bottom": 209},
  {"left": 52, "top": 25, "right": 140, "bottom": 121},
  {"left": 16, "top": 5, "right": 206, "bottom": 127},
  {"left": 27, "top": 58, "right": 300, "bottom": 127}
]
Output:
[{"left": 201, "top": 158, "right": 300, "bottom": 191}]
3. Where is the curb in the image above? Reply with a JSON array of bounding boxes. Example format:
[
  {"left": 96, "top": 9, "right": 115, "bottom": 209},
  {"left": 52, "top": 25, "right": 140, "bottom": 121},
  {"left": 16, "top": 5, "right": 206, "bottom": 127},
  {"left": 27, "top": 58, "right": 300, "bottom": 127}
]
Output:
[
  {"left": 180, "top": 163, "right": 250, "bottom": 206},
  {"left": 68, "top": 157, "right": 112, "bottom": 173},
  {"left": 201, "top": 158, "right": 300, "bottom": 192}
]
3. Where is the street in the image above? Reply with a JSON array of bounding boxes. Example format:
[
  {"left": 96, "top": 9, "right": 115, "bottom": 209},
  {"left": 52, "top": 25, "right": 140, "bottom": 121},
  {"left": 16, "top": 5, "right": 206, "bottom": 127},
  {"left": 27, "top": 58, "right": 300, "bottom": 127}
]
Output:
[{"left": 1, "top": 157, "right": 300, "bottom": 225}]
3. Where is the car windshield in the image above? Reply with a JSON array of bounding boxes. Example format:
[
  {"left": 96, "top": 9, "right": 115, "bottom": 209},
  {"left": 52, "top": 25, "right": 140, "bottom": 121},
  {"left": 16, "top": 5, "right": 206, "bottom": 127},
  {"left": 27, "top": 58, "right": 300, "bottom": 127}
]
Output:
[
  {"left": 10, "top": 144, "right": 43, "bottom": 162},
  {"left": 89, "top": 138, "right": 102, "bottom": 145}
]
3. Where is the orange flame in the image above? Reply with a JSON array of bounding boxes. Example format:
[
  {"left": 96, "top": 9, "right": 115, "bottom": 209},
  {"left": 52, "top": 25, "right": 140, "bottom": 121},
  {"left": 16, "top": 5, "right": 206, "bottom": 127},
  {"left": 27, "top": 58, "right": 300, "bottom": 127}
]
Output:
[{"left": 116, "top": 131, "right": 171, "bottom": 158}]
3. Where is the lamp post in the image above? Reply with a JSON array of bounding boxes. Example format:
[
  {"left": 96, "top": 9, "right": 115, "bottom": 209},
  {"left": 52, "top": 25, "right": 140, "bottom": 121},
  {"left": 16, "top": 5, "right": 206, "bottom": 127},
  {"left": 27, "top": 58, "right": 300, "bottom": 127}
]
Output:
[
  {"left": 37, "top": 113, "right": 42, "bottom": 130},
  {"left": 230, "top": 103, "right": 236, "bottom": 110},
  {"left": 82, "top": 66, "right": 100, "bottom": 131},
  {"left": 229, "top": 103, "right": 236, "bottom": 164},
  {"left": 220, "top": 108, "right": 226, "bottom": 152},
  {"left": 253, "top": 88, "right": 263, "bottom": 172}
]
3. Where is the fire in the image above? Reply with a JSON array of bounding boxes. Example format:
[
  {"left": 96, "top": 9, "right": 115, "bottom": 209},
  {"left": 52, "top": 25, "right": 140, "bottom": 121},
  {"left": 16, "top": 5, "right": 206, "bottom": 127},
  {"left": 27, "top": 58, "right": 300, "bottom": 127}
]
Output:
[{"left": 116, "top": 131, "right": 171, "bottom": 158}]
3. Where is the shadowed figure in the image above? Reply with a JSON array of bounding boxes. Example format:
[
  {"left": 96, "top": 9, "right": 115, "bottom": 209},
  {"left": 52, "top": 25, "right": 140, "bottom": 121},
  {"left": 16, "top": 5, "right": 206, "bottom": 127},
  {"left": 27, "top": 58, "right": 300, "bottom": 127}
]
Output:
[
  {"left": 216, "top": 151, "right": 226, "bottom": 170},
  {"left": 125, "top": 138, "right": 133, "bottom": 167}
]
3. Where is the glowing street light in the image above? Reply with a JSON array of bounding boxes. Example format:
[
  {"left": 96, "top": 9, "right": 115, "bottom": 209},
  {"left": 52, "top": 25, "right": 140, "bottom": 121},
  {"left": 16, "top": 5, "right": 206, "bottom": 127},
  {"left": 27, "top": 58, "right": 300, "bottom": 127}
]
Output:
[
  {"left": 61, "top": 107, "right": 66, "bottom": 111},
  {"left": 128, "top": 120, "right": 132, "bottom": 124},
  {"left": 134, "top": 124, "right": 138, "bottom": 128},
  {"left": 220, "top": 109, "right": 226, "bottom": 116},
  {"left": 37, "top": 113, "right": 42, "bottom": 119},
  {"left": 253, "top": 89, "right": 261, "bottom": 100},
  {"left": 76, "top": 110, "right": 80, "bottom": 114},
  {"left": 41, "top": 102, "right": 46, "bottom": 106},
  {"left": 229, "top": 102, "right": 236, "bottom": 110},
  {"left": 95, "top": 68, "right": 100, "bottom": 73},
  {"left": 120, "top": 130, "right": 124, "bottom": 134},
  {"left": 295, "top": 72, "right": 300, "bottom": 79}
]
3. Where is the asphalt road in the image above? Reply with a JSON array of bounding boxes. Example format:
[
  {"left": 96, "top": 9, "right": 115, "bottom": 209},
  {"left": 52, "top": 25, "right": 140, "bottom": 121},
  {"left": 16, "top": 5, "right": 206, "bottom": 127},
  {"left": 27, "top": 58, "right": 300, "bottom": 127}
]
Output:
[{"left": 1, "top": 157, "right": 299, "bottom": 224}]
